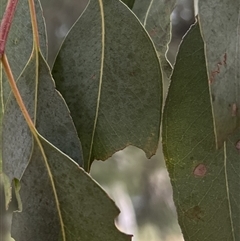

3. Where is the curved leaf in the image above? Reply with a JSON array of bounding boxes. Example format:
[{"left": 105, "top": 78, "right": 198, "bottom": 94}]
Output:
[
  {"left": 198, "top": 0, "right": 240, "bottom": 147},
  {"left": 52, "top": 0, "right": 162, "bottom": 171},
  {"left": 162, "top": 22, "right": 240, "bottom": 241},
  {"left": 0, "top": 0, "right": 47, "bottom": 106},
  {"left": 3, "top": 52, "right": 83, "bottom": 180},
  {"left": 0, "top": 0, "right": 47, "bottom": 171},
  {"left": 12, "top": 135, "right": 131, "bottom": 241}
]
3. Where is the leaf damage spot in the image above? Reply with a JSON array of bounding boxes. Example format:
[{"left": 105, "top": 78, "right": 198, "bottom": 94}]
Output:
[
  {"left": 193, "top": 163, "right": 207, "bottom": 177},
  {"left": 235, "top": 140, "right": 240, "bottom": 151},
  {"left": 209, "top": 53, "right": 227, "bottom": 84},
  {"left": 185, "top": 205, "right": 204, "bottom": 221}
]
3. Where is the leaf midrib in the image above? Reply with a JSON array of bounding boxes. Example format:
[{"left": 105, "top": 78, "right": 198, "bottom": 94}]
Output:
[{"left": 87, "top": 0, "right": 105, "bottom": 171}]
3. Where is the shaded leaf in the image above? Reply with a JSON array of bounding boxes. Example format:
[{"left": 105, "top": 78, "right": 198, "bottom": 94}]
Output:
[
  {"left": 198, "top": 0, "right": 240, "bottom": 147},
  {"left": 133, "top": 0, "right": 175, "bottom": 58},
  {"left": 52, "top": 0, "right": 162, "bottom": 171},
  {"left": 3, "top": 52, "right": 83, "bottom": 180},
  {"left": 162, "top": 22, "right": 240, "bottom": 241},
  {"left": 12, "top": 135, "right": 131, "bottom": 241},
  {"left": 121, "top": 0, "right": 135, "bottom": 9},
  {"left": 133, "top": 0, "right": 175, "bottom": 77}
]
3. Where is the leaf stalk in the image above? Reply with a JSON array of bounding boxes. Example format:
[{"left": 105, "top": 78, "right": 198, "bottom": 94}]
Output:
[{"left": 0, "top": 0, "right": 19, "bottom": 59}]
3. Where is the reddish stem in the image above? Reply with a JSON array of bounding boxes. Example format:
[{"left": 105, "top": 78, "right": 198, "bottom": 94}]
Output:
[{"left": 0, "top": 0, "right": 19, "bottom": 59}]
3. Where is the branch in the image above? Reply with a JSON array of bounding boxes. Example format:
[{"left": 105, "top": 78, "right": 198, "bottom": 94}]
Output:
[{"left": 0, "top": 0, "right": 19, "bottom": 59}]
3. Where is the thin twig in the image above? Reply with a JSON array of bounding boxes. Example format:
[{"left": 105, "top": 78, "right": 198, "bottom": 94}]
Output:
[{"left": 0, "top": 0, "right": 19, "bottom": 59}]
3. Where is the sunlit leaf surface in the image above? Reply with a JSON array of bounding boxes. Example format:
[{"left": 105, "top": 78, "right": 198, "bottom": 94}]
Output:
[{"left": 162, "top": 22, "right": 240, "bottom": 241}]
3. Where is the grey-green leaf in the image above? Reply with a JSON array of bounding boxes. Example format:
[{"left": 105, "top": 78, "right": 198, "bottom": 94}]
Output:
[
  {"left": 198, "top": 0, "right": 240, "bottom": 147},
  {"left": 52, "top": 0, "right": 162, "bottom": 171},
  {"left": 0, "top": 0, "right": 47, "bottom": 106},
  {"left": 3, "top": 52, "right": 83, "bottom": 181},
  {"left": 162, "top": 22, "right": 240, "bottom": 241},
  {"left": 0, "top": 0, "right": 47, "bottom": 168},
  {"left": 12, "top": 135, "right": 131, "bottom": 241}
]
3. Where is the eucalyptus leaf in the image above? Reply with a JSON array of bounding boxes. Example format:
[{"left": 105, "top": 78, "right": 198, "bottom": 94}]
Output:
[
  {"left": 12, "top": 135, "right": 131, "bottom": 241},
  {"left": 133, "top": 0, "right": 175, "bottom": 77},
  {"left": 52, "top": 0, "right": 162, "bottom": 171},
  {"left": 162, "top": 22, "right": 240, "bottom": 241},
  {"left": 198, "top": 0, "right": 240, "bottom": 147},
  {"left": 0, "top": 0, "right": 47, "bottom": 106},
  {"left": 0, "top": 0, "right": 47, "bottom": 172},
  {"left": 3, "top": 52, "right": 83, "bottom": 181}
]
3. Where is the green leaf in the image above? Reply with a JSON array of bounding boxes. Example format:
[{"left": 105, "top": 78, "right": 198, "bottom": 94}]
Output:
[
  {"left": 52, "top": 0, "right": 162, "bottom": 171},
  {"left": 0, "top": 0, "right": 47, "bottom": 106},
  {"left": 162, "top": 22, "right": 240, "bottom": 241},
  {"left": 3, "top": 52, "right": 83, "bottom": 181},
  {"left": 12, "top": 135, "right": 131, "bottom": 241},
  {"left": 121, "top": 0, "right": 135, "bottom": 9},
  {"left": 198, "top": 0, "right": 240, "bottom": 147},
  {"left": 133, "top": 0, "right": 175, "bottom": 77},
  {"left": 0, "top": 0, "right": 47, "bottom": 171}
]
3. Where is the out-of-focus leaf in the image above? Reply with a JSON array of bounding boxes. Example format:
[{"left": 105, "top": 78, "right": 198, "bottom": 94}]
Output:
[
  {"left": 12, "top": 135, "right": 131, "bottom": 241},
  {"left": 198, "top": 0, "right": 240, "bottom": 147},
  {"left": 0, "top": 0, "right": 47, "bottom": 106},
  {"left": 133, "top": 0, "right": 175, "bottom": 77},
  {"left": 52, "top": 0, "right": 162, "bottom": 171},
  {"left": 121, "top": 0, "right": 135, "bottom": 9},
  {"left": 162, "top": 22, "right": 240, "bottom": 241},
  {"left": 2, "top": 52, "right": 83, "bottom": 180}
]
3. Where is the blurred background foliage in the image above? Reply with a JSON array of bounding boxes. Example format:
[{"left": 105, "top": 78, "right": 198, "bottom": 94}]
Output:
[{"left": 1, "top": 0, "right": 196, "bottom": 240}]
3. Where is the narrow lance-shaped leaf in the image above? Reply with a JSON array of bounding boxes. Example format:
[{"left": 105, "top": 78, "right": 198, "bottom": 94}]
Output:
[
  {"left": 0, "top": 0, "right": 47, "bottom": 106},
  {"left": 162, "top": 22, "right": 240, "bottom": 241},
  {"left": 0, "top": 0, "right": 47, "bottom": 170},
  {"left": 198, "top": 0, "right": 240, "bottom": 147},
  {"left": 53, "top": 0, "right": 162, "bottom": 171},
  {"left": 12, "top": 135, "right": 131, "bottom": 241},
  {"left": 3, "top": 52, "right": 83, "bottom": 181}
]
